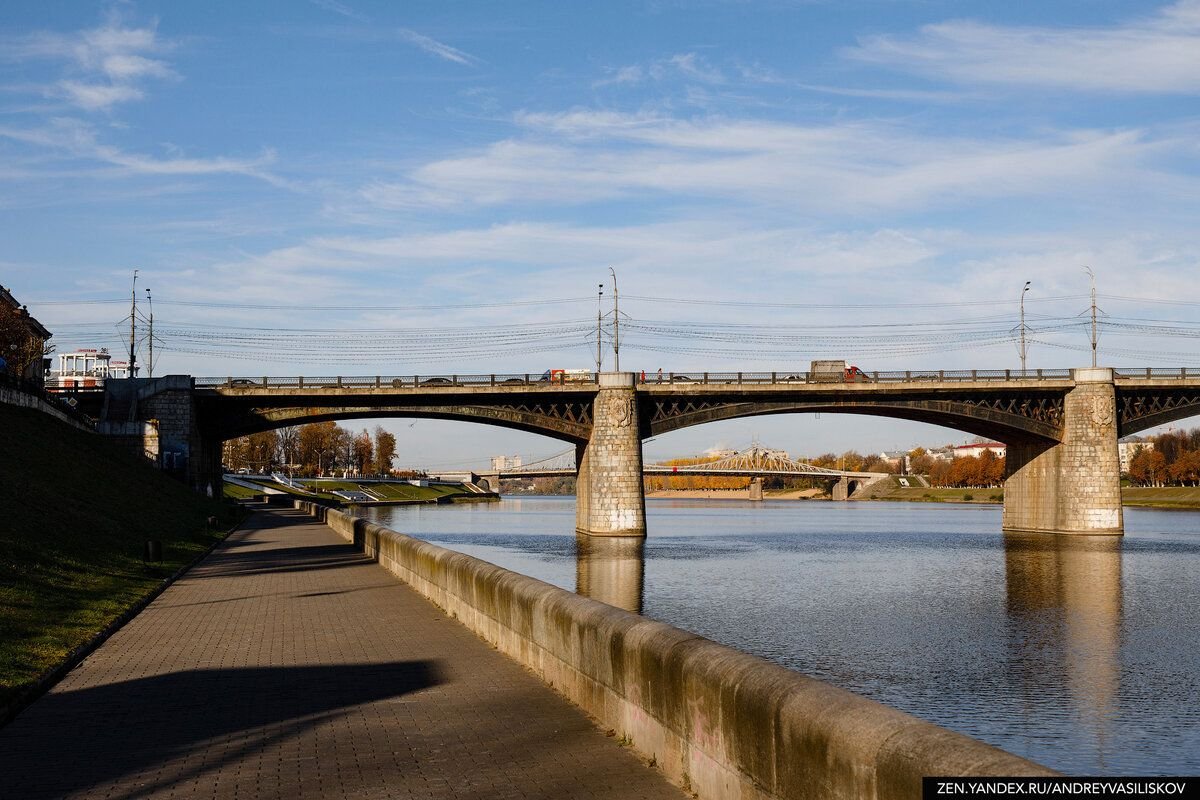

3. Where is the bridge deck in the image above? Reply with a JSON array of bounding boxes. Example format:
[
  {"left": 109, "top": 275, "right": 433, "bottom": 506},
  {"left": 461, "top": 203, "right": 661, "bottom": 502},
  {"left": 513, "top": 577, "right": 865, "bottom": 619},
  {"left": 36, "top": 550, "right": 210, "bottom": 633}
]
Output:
[{"left": 0, "top": 507, "right": 684, "bottom": 800}]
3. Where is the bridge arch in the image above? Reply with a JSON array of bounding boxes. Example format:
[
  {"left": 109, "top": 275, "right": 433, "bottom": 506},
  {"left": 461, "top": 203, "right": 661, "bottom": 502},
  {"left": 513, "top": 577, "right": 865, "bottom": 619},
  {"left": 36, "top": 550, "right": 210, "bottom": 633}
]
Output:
[
  {"left": 644, "top": 397, "right": 1064, "bottom": 444},
  {"left": 201, "top": 403, "right": 592, "bottom": 444}
]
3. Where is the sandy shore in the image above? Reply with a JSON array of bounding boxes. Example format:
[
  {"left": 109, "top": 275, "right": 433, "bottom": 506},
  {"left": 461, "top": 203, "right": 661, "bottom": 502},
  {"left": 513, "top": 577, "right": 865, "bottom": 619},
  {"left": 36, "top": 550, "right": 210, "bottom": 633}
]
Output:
[{"left": 646, "top": 488, "right": 825, "bottom": 500}]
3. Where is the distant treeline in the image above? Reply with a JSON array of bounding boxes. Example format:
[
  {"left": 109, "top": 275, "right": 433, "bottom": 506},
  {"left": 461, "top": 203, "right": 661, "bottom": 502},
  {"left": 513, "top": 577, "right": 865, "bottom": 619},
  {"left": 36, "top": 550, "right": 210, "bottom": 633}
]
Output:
[
  {"left": 1127, "top": 429, "right": 1200, "bottom": 486},
  {"left": 223, "top": 421, "right": 401, "bottom": 477}
]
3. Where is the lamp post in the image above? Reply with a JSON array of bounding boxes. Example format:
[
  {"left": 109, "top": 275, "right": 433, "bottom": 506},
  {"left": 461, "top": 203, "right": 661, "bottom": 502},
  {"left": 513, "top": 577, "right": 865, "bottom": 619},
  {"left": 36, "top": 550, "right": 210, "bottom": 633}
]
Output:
[
  {"left": 1084, "top": 266, "right": 1098, "bottom": 367},
  {"left": 1020, "top": 281, "right": 1031, "bottom": 373},
  {"left": 596, "top": 283, "right": 604, "bottom": 375},
  {"left": 608, "top": 267, "right": 620, "bottom": 372}
]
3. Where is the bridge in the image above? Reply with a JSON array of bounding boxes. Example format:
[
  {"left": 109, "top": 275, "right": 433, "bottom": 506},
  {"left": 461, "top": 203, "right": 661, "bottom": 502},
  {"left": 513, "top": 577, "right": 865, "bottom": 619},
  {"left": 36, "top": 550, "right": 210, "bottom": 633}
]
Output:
[
  {"left": 453, "top": 444, "right": 889, "bottom": 501},
  {"left": 101, "top": 366, "right": 1200, "bottom": 536}
]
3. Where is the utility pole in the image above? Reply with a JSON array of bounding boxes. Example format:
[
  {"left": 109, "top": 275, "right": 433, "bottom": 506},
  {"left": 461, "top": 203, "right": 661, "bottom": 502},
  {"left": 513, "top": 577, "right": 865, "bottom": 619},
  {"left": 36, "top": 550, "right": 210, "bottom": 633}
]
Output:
[
  {"left": 128, "top": 270, "right": 138, "bottom": 379},
  {"left": 145, "top": 288, "right": 154, "bottom": 378},
  {"left": 1019, "top": 280, "right": 1031, "bottom": 372},
  {"left": 1084, "top": 266, "right": 1098, "bottom": 367},
  {"left": 596, "top": 283, "right": 604, "bottom": 375},
  {"left": 608, "top": 267, "right": 620, "bottom": 372}
]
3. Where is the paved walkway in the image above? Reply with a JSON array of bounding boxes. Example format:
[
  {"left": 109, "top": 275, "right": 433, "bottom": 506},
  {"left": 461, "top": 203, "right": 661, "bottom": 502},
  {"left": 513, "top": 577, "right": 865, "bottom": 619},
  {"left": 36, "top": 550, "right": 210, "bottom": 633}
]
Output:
[{"left": 0, "top": 507, "right": 685, "bottom": 799}]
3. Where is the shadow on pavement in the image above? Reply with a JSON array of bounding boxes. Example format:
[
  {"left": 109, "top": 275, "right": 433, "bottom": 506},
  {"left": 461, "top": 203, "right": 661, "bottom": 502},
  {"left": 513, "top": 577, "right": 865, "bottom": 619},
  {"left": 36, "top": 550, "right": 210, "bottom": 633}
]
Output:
[{"left": 0, "top": 661, "right": 442, "bottom": 799}]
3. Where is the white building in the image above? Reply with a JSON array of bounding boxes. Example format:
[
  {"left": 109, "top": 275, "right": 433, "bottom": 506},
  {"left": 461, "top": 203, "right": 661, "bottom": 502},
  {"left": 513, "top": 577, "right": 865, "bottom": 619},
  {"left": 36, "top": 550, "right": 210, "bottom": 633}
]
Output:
[
  {"left": 1118, "top": 439, "right": 1153, "bottom": 473},
  {"left": 952, "top": 442, "right": 1006, "bottom": 460},
  {"left": 490, "top": 454, "right": 523, "bottom": 470}
]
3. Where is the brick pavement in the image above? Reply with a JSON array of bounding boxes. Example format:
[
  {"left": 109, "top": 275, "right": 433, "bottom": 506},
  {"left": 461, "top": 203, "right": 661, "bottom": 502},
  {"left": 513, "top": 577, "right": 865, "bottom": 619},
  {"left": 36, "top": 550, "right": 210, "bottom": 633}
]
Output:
[{"left": 0, "top": 507, "right": 687, "bottom": 800}]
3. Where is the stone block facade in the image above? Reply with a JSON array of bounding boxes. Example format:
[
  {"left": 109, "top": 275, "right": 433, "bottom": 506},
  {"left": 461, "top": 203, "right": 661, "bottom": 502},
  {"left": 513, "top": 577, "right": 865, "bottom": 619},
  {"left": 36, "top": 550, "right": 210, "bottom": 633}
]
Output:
[
  {"left": 1003, "top": 370, "right": 1123, "bottom": 534},
  {"left": 575, "top": 373, "right": 647, "bottom": 536}
]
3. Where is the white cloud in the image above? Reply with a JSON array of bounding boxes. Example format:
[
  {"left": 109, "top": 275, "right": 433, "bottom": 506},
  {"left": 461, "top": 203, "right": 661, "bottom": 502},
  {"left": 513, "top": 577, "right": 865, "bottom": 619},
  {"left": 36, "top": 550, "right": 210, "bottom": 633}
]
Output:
[
  {"left": 2, "top": 13, "right": 176, "bottom": 111},
  {"left": 846, "top": 0, "right": 1200, "bottom": 93},
  {"left": 395, "top": 28, "right": 477, "bottom": 65},
  {"left": 352, "top": 111, "right": 1177, "bottom": 214},
  {"left": 310, "top": 0, "right": 368, "bottom": 22},
  {"left": 0, "top": 118, "right": 282, "bottom": 184},
  {"left": 57, "top": 81, "right": 143, "bottom": 111}
]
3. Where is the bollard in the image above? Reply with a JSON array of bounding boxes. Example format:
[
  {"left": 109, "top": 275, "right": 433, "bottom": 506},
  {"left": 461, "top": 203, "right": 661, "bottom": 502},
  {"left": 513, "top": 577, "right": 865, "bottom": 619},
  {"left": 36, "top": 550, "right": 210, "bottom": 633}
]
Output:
[{"left": 143, "top": 540, "right": 162, "bottom": 563}]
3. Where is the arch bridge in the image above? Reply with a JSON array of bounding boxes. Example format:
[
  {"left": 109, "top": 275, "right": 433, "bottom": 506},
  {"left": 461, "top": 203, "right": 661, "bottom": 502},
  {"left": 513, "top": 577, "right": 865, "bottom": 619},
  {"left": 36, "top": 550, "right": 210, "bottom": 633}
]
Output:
[{"left": 107, "top": 367, "right": 1200, "bottom": 537}]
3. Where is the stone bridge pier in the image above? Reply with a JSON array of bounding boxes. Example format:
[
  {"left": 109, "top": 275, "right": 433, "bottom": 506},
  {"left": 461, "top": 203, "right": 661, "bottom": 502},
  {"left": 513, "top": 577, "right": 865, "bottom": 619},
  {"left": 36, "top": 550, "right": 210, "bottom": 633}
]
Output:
[
  {"left": 1002, "top": 368, "right": 1123, "bottom": 535},
  {"left": 575, "top": 373, "right": 647, "bottom": 537}
]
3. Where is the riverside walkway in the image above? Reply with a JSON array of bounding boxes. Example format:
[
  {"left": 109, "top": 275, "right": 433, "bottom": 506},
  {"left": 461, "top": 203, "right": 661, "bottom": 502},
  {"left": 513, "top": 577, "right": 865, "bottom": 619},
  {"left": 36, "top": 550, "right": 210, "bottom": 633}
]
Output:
[{"left": 0, "top": 507, "right": 685, "bottom": 799}]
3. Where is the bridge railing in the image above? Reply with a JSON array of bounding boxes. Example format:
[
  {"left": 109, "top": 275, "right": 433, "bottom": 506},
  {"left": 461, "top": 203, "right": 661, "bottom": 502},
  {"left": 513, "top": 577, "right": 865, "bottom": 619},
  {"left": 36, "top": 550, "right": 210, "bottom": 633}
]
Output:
[
  {"left": 646, "top": 368, "right": 1073, "bottom": 384},
  {"left": 1113, "top": 367, "right": 1200, "bottom": 379},
  {"left": 196, "top": 369, "right": 1092, "bottom": 389}
]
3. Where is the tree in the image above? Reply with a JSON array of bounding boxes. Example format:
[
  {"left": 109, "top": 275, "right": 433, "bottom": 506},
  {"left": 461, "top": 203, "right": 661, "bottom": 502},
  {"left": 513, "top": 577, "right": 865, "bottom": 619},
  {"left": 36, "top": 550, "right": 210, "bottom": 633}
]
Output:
[
  {"left": 0, "top": 301, "right": 52, "bottom": 382},
  {"left": 373, "top": 426, "right": 396, "bottom": 476},
  {"left": 276, "top": 426, "right": 299, "bottom": 470},
  {"left": 297, "top": 421, "right": 341, "bottom": 475},
  {"left": 353, "top": 429, "right": 374, "bottom": 475}
]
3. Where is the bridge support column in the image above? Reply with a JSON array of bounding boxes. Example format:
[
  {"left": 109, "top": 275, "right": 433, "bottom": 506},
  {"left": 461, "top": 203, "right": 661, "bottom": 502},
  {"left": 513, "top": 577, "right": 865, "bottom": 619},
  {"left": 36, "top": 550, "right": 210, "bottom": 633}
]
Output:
[
  {"left": 575, "top": 373, "right": 646, "bottom": 537},
  {"left": 832, "top": 476, "right": 850, "bottom": 501},
  {"left": 748, "top": 477, "right": 764, "bottom": 501},
  {"left": 1003, "top": 368, "right": 1123, "bottom": 535}
]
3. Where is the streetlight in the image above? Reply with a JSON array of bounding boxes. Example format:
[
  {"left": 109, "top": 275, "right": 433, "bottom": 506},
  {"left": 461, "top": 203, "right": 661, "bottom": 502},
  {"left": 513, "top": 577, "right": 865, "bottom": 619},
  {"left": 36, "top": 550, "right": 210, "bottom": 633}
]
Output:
[
  {"left": 596, "top": 283, "right": 604, "bottom": 375},
  {"left": 1083, "top": 266, "right": 1098, "bottom": 367},
  {"left": 608, "top": 267, "right": 620, "bottom": 372},
  {"left": 1019, "top": 281, "right": 1031, "bottom": 373}
]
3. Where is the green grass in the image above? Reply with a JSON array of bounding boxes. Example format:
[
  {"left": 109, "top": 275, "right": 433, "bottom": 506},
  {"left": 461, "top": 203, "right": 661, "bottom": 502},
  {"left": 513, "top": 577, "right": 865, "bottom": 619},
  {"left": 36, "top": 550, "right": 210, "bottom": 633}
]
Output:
[
  {"left": 1121, "top": 486, "right": 1200, "bottom": 509},
  {"left": 222, "top": 481, "right": 263, "bottom": 499},
  {"left": 877, "top": 486, "right": 1003, "bottom": 504},
  {"left": 0, "top": 403, "right": 238, "bottom": 709}
]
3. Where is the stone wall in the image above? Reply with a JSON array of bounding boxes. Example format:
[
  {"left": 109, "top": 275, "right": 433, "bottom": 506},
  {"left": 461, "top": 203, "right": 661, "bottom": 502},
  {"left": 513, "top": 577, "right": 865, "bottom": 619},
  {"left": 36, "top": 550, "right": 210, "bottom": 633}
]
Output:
[
  {"left": 1003, "top": 369, "right": 1122, "bottom": 534},
  {"left": 0, "top": 386, "right": 93, "bottom": 432},
  {"left": 299, "top": 501, "right": 1054, "bottom": 800},
  {"left": 575, "top": 372, "right": 646, "bottom": 536}
]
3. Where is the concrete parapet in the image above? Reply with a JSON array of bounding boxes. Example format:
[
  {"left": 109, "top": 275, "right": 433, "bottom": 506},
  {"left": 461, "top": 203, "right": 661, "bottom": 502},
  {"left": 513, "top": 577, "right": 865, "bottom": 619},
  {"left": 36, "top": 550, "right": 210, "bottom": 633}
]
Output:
[{"left": 299, "top": 500, "right": 1054, "bottom": 800}]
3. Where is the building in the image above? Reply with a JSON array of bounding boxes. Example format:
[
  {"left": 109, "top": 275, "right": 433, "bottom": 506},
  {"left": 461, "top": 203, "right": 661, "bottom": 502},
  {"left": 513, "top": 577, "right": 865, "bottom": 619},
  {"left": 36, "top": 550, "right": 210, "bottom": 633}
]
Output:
[
  {"left": 491, "top": 454, "right": 524, "bottom": 470},
  {"left": 1118, "top": 438, "right": 1154, "bottom": 473},
  {"left": 0, "top": 285, "right": 52, "bottom": 387},
  {"left": 952, "top": 442, "right": 1006, "bottom": 460},
  {"left": 45, "top": 348, "right": 134, "bottom": 392}
]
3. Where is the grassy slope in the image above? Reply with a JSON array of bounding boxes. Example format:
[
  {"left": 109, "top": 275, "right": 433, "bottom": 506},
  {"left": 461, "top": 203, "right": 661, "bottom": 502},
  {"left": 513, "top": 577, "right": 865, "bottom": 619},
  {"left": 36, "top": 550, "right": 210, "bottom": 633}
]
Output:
[
  {"left": 0, "top": 403, "right": 235, "bottom": 708},
  {"left": 242, "top": 478, "right": 462, "bottom": 502}
]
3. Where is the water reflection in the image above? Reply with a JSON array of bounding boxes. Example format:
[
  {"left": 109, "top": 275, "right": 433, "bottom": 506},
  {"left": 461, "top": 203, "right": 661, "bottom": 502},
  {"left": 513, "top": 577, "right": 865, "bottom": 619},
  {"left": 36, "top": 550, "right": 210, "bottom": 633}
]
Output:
[
  {"left": 575, "top": 535, "right": 645, "bottom": 614},
  {"left": 1004, "top": 533, "right": 1122, "bottom": 767}
]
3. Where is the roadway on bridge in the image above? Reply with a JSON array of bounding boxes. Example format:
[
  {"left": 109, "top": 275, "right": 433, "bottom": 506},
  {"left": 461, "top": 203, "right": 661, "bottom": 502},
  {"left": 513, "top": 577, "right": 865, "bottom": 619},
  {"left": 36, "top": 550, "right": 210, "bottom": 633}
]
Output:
[{"left": 0, "top": 507, "right": 684, "bottom": 799}]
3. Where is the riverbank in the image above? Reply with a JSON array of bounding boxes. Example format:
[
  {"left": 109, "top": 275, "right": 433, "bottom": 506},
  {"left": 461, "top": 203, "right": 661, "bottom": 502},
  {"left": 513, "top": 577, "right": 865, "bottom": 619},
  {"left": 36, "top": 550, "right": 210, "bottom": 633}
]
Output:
[
  {"left": 649, "top": 480, "right": 1200, "bottom": 508},
  {"left": 0, "top": 402, "right": 239, "bottom": 714}
]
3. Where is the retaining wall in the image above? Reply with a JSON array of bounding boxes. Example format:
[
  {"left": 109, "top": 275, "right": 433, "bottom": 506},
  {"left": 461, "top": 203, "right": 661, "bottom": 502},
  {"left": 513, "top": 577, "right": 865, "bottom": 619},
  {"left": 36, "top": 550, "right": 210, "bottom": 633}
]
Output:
[
  {"left": 297, "top": 501, "right": 1054, "bottom": 799},
  {"left": 0, "top": 386, "right": 93, "bottom": 432}
]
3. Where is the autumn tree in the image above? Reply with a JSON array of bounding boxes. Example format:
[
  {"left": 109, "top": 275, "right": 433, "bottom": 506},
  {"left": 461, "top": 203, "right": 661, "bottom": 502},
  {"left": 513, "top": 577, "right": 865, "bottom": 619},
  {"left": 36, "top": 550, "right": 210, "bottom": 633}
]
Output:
[
  {"left": 352, "top": 429, "right": 374, "bottom": 475},
  {"left": 297, "top": 421, "right": 342, "bottom": 474},
  {"left": 374, "top": 426, "right": 396, "bottom": 476}
]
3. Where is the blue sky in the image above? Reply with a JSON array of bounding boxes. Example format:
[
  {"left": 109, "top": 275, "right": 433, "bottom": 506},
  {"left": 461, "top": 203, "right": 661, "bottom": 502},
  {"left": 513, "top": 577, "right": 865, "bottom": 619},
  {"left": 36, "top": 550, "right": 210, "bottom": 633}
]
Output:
[{"left": 3, "top": 1, "right": 1200, "bottom": 467}]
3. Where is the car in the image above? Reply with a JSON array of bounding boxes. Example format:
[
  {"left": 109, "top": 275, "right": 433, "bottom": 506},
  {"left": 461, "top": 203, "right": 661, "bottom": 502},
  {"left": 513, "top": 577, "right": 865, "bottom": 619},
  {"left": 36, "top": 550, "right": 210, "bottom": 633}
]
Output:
[
  {"left": 671, "top": 374, "right": 695, "bottom": 383},
  {"left": 501, "top": 377, "right": 526, "bottom": 385},
  {"left": 419, "top": 377, "right": 453, "bottom": 387},
  {"left": 229, "top": 378, "right": 255, "bottom": 387}
]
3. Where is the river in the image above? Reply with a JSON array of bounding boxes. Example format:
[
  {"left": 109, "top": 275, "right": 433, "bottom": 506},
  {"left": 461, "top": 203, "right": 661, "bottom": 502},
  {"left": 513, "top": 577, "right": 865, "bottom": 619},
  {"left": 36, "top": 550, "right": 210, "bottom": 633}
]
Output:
[{"left": 358, "top": 498, "right": 1200, "bottom": 775}]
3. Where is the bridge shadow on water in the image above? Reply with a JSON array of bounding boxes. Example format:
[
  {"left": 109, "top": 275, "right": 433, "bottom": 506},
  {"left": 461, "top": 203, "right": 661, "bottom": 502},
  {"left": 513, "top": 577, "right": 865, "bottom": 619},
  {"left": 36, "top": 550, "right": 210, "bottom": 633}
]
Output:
[{"left": 1, "top": 661, "right": 443, "bottom": 799}]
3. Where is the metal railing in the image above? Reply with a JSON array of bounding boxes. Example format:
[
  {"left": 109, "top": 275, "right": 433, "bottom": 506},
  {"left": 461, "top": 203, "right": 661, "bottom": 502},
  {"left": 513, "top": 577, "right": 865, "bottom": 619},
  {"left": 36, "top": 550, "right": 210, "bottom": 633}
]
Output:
[
  {"left": 195, "top": 369, "right": 1077, "bottom": 389},
  {"left": 193, "top": 367, "right": 1200, "bottom": 390},
  {"left": 0, "top": 373, "right": 98, "bottom": 426},
  {"left": 1113, "top": 367, "right": 1200, "bottom": 379}
]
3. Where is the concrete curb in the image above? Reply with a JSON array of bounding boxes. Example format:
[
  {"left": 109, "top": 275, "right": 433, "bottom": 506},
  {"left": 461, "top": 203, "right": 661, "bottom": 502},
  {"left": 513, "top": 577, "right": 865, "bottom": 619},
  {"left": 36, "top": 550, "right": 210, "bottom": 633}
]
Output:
[{"left": 0, "top": 509, "right": 250, "bottom": 730}]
